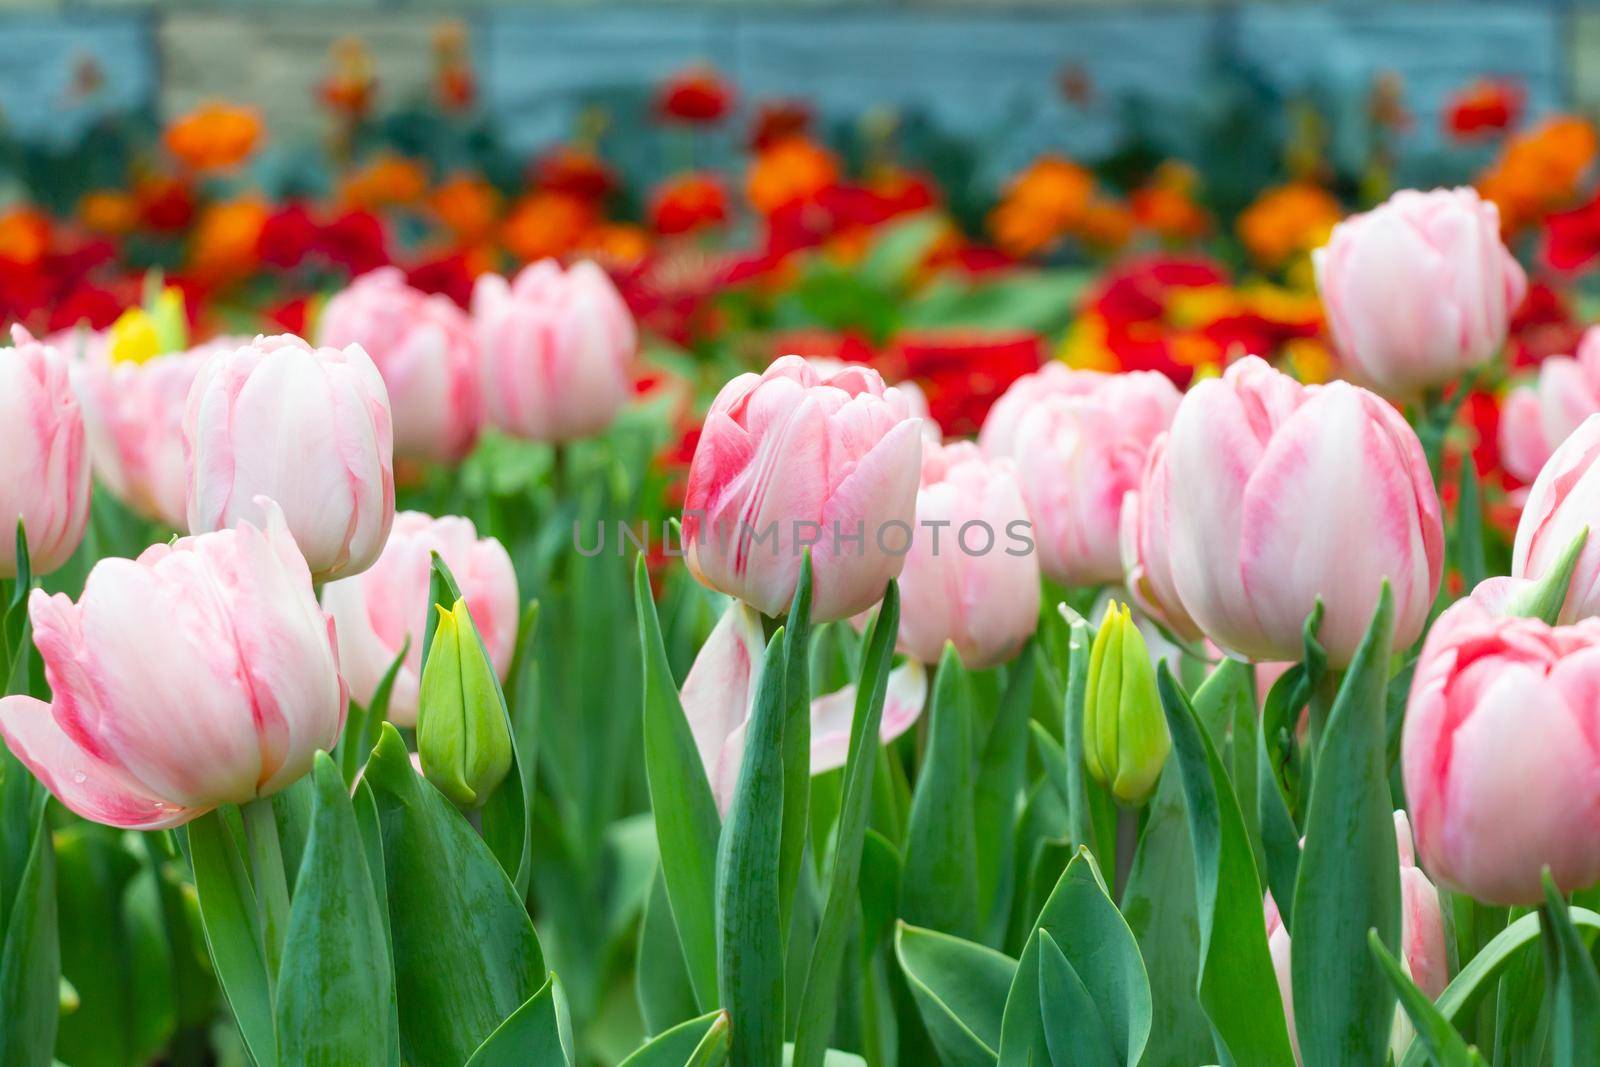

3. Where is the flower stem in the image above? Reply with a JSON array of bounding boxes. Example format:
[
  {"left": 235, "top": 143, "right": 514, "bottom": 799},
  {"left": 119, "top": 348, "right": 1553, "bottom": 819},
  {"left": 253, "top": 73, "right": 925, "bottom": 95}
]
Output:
[{"left": 241, "top": 797, "right": 291, "bottom": 986}]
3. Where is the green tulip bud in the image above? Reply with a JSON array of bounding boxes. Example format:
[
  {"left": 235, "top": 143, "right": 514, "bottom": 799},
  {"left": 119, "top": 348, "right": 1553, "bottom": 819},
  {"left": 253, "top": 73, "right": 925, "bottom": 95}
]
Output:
[
  {"left": 416, "top": 598, "right": 512, "bottom": 809},
  {"left": 1083, "top": 601, "right": 1169, "bottom": 806}
]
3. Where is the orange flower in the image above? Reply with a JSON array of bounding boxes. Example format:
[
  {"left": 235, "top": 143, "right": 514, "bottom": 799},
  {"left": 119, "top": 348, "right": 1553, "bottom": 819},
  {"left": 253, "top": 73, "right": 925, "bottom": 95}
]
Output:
[
  {"left": 1235, "top": 182, "right": 1343, "bottom": 268},
  {"left": 500, "top": 193, "right": 593, "bottom": 263},
  {"left": 77, "top": 191, "right": 139, "bottom": 236},
  {"left": 649, "top": 173, "right": 728, "bottom": 235},
  {"left": 1131, "top": 162, "right": 1211, "bottom": 242},
  {"left": 1478, "top": 115, "right": 1598, "bottom": 233},
  {"left": 746, "top": 138, "right": 839, "bottom": 215},
  {"left": 432, "top": 20, "right": 476, "bottom": 112},
  {"left": 430, "top": 174, "right": 501, "bottom": 244},
  {"left": 0, "top": 208, "right": 51, "bottom": 268},
  {"left": 987, "top": 155, "right": 1094, "bottom": 258},
  {"left": 339, "top": 154, "right": 429, "bottom": 211},
  {"left": 577, "top": 223, "right": 650, "bottom": 269},
  {"left": 1075, "top": 197, "right": 1136, "bottom": 251},
  {"left": 188, "top": 197, "right": 269, "bottom": 283},
  {"left": 163, "top": 102, "right": 263, "bottom": 172},
  {"left": 319, "top": 37, "right": 377, "bottom": 119}
]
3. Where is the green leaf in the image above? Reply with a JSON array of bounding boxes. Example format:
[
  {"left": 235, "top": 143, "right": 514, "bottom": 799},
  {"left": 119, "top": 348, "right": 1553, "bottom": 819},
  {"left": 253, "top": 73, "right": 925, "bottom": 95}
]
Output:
[
  {"left": 1292, "top": 586, "right": 1399, "bottom": 1067},
  {"left": 275, "top": 754, "right": 395, "bottom": 1067},
  {"left": 635, "top": 555, "right": 721, "bottom": 1012},
  {"left": 1454, "top": 460, "right": 1488, "bottom": 593},
  {"left": 1157, "top": 665, "right": 1294, "bottom": 1067},
  {"left": 1038, "top": 929, "right": 1118, "bottom": 1067},
  {"left": 792, "top": 583, "right": 901, "bottom": 1067},
  {"left": 716, "top": 627, "right": 789, "bottom": 1067},
  {"left": 997, "top": 849, "right": 1150, "bottom": 1067},
  {"left": 1256, "top": 665, "right": 1308, "bottom": 934},
  {"left": 0, "top": 802, "right": 56, "bottom": 1067},
  {"left": 975, "top": 645, "right": 1036, "bottom": 942},
  {"left": 1541, "top": 872, "right": 1600, "bottom": 1067},
  {"left": 1369, "top": 930, "right": 1479, "bottom": 1067},
  {"left": 636, "top": 868, "right": 699, "bottom": 1037},
  {"left": 895, "top": 922, "right": 1016, "bottom": 1065},
  {"left": 859, "top": 212, "right": 948, "bottom": 290},
  {"left": 364, "top": 724, "right": 545, "bottom": 1067},
  {"left": 620, "top": 1011, "right": 729, "bottom": 1067},
  {"left": 465, "top": 974, "right": 573, "bottom": 1067},
  {"left": 338, "top": 641, "right": 407, "bottom": 787},
  {"left": 188, "top": 810, "right": 277, "bottom": 1067},
  {"left": 1506, "top": 526, "right": 1588, "bottom": 624},
  {"left": 1057, "top": 610, "right": 1104, "bottom": 861},
  {"left": 901, "top": 645, "right": 979, "bottom": 938},
  {"left": 780, "top": 555, "right": 814, "bottom": 951}
]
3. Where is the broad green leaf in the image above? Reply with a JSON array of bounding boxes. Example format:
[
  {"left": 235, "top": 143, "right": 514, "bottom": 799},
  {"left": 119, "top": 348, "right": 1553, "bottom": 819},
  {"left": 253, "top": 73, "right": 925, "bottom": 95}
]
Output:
[
  {"left": 1056, "top": 610, "right": 1103, "bottom": 861},
  {"left": 352, "top": 779, "right": 399, "bottom": 1067},
  {"left": 275, "top": 754, "right": 395, "bottom": 1067},
  {"left": 635, "top": 555, "right": 721, "bottom": 1011},
  {"left": 0, "top": 802, "right": 56, "bottom": 1067},
  {"left": 780, "top": 555, "right": 814, "bottom": 948},
  {"left": 1454, "top": 461, "right": 1488, "bottom": 593},
  {"left": 997, "top": 849, "right": 1150, "bottom": 1067},
  {"left": 1370, "top": 930, "right": 1479, "bottom": 1067},
  {"left": 895, "top": 922, "right": 1015, "bottom": 1065},
  {"left": 1038, "top": 929, "right": 1118, "bottom": 1067},
  {"left": 716, "top": 628, "right": 789, "bottom": 1067},
  {"left": 189, "top": 810, "right": 277, "bottom": 1067},
  {"left": 1157, "top": 665, "right": 1294, "bottom": 1067},
  {"left": 901, "top": 646, "right": 979, "bottom": 938},
  {"left": 975, "top": 645, "right": 1036, "bottom": 943},
  {"left": 1292, "top": 587, "right": 1399, "bottom": 1067},
  {"left": 792, "top": 583, "right": 901, "bottom": 1067},
  {"left": 859, "top": 212, "right": 947, "bottom": 290},
  {"left": 636, "top": 868, "right": 698, "bottom": 1037},
  {"left": 1541, "top": 873, "right": 1600, "bottom": 1067},
  {"left": 53, "top": 825, "right": 140, "bottom": 1067},
  {"left": 365, "top": 724, "right": 545, "bottom": 1067},
  {"left": 338, "top": 642, "right": 407, "bottom": 787},
  {"left": 1256, "top": 665, "right": 1307, "bottom": 934},
  {"left": 620, "top": 1011, "right": 729, "bottom": 1067},
  {"left": 465, "top": 974, "right": 573, "bottom": 1067}
]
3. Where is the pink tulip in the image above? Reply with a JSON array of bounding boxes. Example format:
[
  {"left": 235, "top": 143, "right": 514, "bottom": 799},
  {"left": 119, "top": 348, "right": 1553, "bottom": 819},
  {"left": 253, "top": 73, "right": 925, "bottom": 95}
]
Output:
[
  {"left": 1403, "top": 593, "right": 1600, "bottom": 904},
  {"left": 1264, "top": 811, "right": 1448, "bottom": 1062},
  {"left": 1315, "top": 187, "right": 1526, "bottom": 398},
  {"left": 319, "top": 268, "right": 482, "bottom": 464},
  {"left": 184, "top": 334, "right": 395, "bottom": 582},
  {"left": 71, "top": 337, "right": 239, "bottom": 530},
  {"left": 0, "top": 327, "right": 90, "bottom": 577},
  {"left": 894, "top": 440, "right": 1038, "bottom": 669},
  {"left": 321, "top": 511, "right": 518, "bottom": 727},
  {"left": 804, "top": 356, "right": 941, "bottom": 440},
  {"left": 682, "top": 600, "right": 927, "bottom": 809},
  {"left": 1164, "top": 356, "right": 1442, "bottom": 666},
  {"left": 1500, "top": 327, "right": 1600, "bottom": 485},
  {"left": 1512, "top": 413, "right": 1600, "bottom": 622},
  {"left": 472, "top": 259, "right": 637, "bottom": 442},
  {"left": 682, "top": 355, "right": 924, "bottom": 623},
  {"left": 983, "top": 366, "right": 1180, "bottom": 586},
  {"left": 1121, "top": 434, "right": 1203, "bottom": 643},
  {"left": 0, "top": 502, "right": 345, "bottom": 829}
]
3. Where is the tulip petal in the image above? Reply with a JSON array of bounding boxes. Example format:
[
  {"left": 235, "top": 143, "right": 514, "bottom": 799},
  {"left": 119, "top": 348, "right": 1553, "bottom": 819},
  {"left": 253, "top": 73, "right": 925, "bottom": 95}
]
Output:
[
  {"left": 809, "top": 659, "right": 929, "bottom": 775},
  {"left": 679, "top": 600, "right": 766, "bottom": 813},
  {"left": 814, "top": 417, "right": 924, "bottom": 621}
]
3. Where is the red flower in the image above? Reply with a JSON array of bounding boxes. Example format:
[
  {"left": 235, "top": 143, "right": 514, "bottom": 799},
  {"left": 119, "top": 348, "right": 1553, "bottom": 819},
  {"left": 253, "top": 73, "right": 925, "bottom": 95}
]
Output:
[
  {"left": 1544, "top": 190, "right": 1600, "bottom": 274},
  {"left": 888, "top": 331, "right": 1043, "bottom": 437},
  {"left": 1507, "top": 279, "right": 1582, "bottom": 370},
  {"left": 750, "top": 100, "right": 812, "bottom": 151},
  {"left": 319, "top": 210, "right": 389, "bottom": 276},
  {"left": 405, "top": 252, "right": 476, "bottom": 309},
  {"left": 265, "top": 295, "right": 312, "bottom": 337},
  {"left": 533, "top": 147, "right": 618, "bottom": 204},
  {"left": 46, "top": 282, "right": 124, "bottom": 333},
  {"left": 649, "top": 173, "right": 728, "bottom": 235},
  {"left": 1445, "top": 79, "right": 1524, "bottom": 140},
  {"left": 258, "top": 204, "right": 321, "bottom": 269},
  {"left": 655, "top": 65, "right": 734, "bottom": 125},
  {"left": 135, "top": 176, "right": 196, "bottom": 233}
]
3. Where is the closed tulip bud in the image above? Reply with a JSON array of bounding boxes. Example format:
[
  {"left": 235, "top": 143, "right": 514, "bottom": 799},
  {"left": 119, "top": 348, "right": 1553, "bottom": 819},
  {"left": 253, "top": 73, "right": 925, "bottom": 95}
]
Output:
[
  {"left": 682, "top": 356, "right": 923, "bottom": 623},
  {"left": 0, "top": 326, "right": 91, "bottom": 578},
  {"left": 416, "top": 598, "right": 512, "bottom": 809},
  {"left": 1165, "top": 356, "right": 1442, "bottom": 666},
  {"left": 472, "top": 259, "right": 637, "bottom": 442},
  {"left": 1315, "top": 186, "right": 1526, "bottom": 398},
  {"left": 1083, "top": 602, "right": 1169, "bottom": 806},
  {"left": 1513, "top": 413, "right": 1600, "bottom": 622},
  {"left": 0, "top": 500, "right": 345, "bottom": 829},
  {"left": 183, "top": 334, "right": 395, "bottom": 582},
  {"left": 319, "top": 268, "right": 483, "bottom": 464}
]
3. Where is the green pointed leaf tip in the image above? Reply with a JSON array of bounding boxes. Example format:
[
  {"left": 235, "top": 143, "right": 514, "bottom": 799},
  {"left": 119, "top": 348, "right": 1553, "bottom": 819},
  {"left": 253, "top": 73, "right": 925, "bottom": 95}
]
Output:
[
  {"left": 417, "top": 599, "right": 512, "bottom": 809},
  {"left": 1506, "top": 525, "right": 1589, "bottom": 623},
  {"left": 1083, "top": 601, "right": 1169, "bottom": 806}
]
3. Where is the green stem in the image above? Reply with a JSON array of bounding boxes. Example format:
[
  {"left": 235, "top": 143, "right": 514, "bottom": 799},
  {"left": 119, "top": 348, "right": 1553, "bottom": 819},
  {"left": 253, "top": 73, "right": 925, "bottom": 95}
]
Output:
[
  {"left": 241, "top": 797, "right": 291, "bottom": 986},
  {"left": 1306, "top": 668, "right": 1343, "bottom": 767}
]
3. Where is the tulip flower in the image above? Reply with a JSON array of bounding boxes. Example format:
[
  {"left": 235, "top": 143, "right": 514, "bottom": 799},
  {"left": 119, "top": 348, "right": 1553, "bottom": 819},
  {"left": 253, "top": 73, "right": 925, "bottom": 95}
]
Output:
[
  {"left": 1164, "top": 356, "right": 1443, "bottom": 666},
  {"left": 472, "top": 259, "right": 637, "bottom": 442},
  {"left": 1120, "top": 433, "right": 1203, "bottom": 643},
  {"left": 321, "top": 511, "right": 518, "bottom": 727},
  {"left": 0, "top": 327, "right": 91, "bottom": 577},
  {"left": 682, "top": 356, "right": 924, "bottom": 623},
  {"left": 1499, "top": 327, "right": 1600, "bottom": 484},
  {"left": 1083, "top": 602, "right": 1169, "bottom": 806},
  {"left": 894, "top": 441, "right": 1038, "bottom": 670},
  {"left": 1512, "top": 414, "right": 1600, "bottom": 623},
  {"left": 1264, "top": 812, "right": 1449, "bottom": 1062},
  {"left": 416, "top": 598, "right": 513, "bottom": 809},
  {"left": 1403, "top": 592, "right": 1600, "bottom": 904},
  {"left": 0, "top": 502, "right": 345, "bottom": 829},
  {"left": 981, "top": 365, "right": 1179, "bottom": 586},
  {"left": 683, "top": 599, "right": 926, "bottom": 809},
  {"left": 1314, "top": 186, "right": 1526, "bottom": 398},
  {"left": 184, "top": 334, "right": 395, "bottom": 582},
  {"left": 319, "top": 267, "right": 483, "bottom": 464}
]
